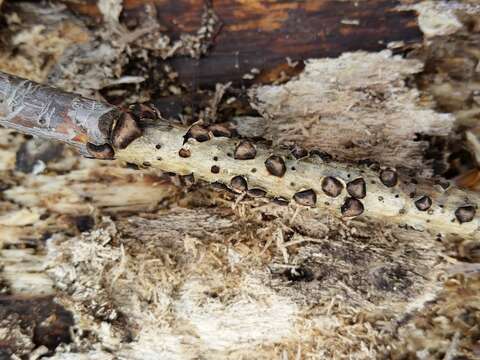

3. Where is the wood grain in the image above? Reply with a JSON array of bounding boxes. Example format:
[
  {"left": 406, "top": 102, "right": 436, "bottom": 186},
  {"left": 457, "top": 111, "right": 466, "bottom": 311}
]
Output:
[{"left": 60, "top": 0, "right": 423, "bottom": 88}]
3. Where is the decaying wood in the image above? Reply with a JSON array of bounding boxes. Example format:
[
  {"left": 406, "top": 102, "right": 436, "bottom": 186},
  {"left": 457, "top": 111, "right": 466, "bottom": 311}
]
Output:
[
  {"left": 0, "top": 295, "right": 73, "bottom": 357},
  {"left": 3, "top": 166, "right": 178, "bottom": 214},
  {"left": 61, "top": 0, "right": 423, "bottom": 88},
  {"left": 41, "top": 207, "right": 446, "bottom": 359},
  {"left": 1, "top": 1, "right": 480, "bottom": 359},
  {"left": 0, "top": 248, "right": 54, "bottom": 296},
  {"left": 249, "top": 50, "right": 455, "bottom": 172}
]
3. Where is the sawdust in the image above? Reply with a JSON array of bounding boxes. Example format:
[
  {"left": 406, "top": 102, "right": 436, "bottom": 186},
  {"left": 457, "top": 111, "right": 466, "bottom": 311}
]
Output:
[
  {"left": 42, "top": 208, "right": 297, "bottom": 358},
  {"left": 389, "top": 276, "right": 480, "bottom": 359}
]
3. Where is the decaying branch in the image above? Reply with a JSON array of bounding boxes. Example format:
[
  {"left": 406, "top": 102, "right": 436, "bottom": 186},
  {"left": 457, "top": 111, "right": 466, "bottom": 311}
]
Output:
[
  {"left": 0, "top": 72, "right": 141, "bottom": 158},
  {"left": 0, "top": 71, "right": 479, "bottom": 240},
  {"left": 119, "top": 125, "right": 480, "bottom": 239}
]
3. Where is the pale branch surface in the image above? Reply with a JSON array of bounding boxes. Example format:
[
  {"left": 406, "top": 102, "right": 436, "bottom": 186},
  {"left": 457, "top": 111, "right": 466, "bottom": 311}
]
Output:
[{"left": 118, "top": 124, "right": 480, "bottom": 240}]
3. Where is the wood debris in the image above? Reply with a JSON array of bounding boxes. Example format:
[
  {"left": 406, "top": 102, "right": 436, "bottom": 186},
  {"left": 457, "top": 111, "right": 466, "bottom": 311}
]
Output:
[{"left": 0, "top": 1, "right": 479, "bottom": 359}]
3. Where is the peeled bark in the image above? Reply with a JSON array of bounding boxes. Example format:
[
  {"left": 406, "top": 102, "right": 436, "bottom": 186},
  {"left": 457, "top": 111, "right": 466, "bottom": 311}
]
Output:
[{"left": 60, "top": 0, "right": 423, "bottom": 88}]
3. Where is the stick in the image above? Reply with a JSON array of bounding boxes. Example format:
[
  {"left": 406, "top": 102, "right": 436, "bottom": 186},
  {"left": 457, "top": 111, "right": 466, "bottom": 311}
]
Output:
[
  {"left": 0, "top": 72, "right": 479, "bottom": 240},
  {"left": 0, "top": 72, "right": 141, "bottom": 158},
  {"left": 118, "top": 125, "right": 480, "bottom": 239}
]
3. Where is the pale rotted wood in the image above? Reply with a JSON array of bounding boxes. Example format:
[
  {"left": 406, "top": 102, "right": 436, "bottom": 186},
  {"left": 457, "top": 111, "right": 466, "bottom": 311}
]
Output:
[
  {"left": 0, "top": 249, "right": 54, "bottom": 296},
  {"left": 0, "top": 161, "right": 178, "bottom": 356},
  {"left": 41, "top": 207, "right": 445, "bottom": 360},
  {"left": 3, "top": 166, "right": 178, "bottom": 214},
  {"left": 249, "top": 50, "right": 455, "bottom": 173}
]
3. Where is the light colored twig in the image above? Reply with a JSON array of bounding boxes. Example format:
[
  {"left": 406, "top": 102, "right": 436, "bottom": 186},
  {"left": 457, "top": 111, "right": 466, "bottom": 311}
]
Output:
[{"left": 117, "top": 124, "right": 480, "bottom": 240}]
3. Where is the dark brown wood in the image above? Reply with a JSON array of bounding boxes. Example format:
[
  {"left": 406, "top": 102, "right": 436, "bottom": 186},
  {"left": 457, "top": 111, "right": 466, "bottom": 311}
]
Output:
[
  {"left": 60, "top": 0, "right": 423, "bottom": 89},
  {"left": 0, "top": 295, "right": 73, "bottom": 357},
  {"left": 170, "top": 0, "right": 423, "bottom": 88}
]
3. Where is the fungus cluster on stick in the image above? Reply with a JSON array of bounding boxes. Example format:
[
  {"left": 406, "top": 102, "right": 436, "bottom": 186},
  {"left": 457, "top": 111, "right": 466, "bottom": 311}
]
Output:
[{"left": 0, "top": 71, "right": 478, "bottom": 241}]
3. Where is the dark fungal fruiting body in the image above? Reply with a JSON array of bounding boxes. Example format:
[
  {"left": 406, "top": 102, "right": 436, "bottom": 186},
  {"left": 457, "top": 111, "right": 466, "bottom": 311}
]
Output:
[
  {"left": 436, "top": 180, "right": 450, "bottom": 191},
  {"left": 179, "top": 148, "right": 191, "bottom": 158},
  {"left": 380, "top": 169, "right": 398, "bottom": 187},
  {"left": 125, "top": 162, "right": 140, "bottom": 170},
  {"left": 184, "top": 125, "right": 210, "bottom": 144},
  {"left": 415, "top": 196, "right": 432, "bottom": 211},
  {"left": 128, "top": 103, "right": 157, "bottom": 120},
  {"left": 211, "top": 165, "right": 220, "bottom": 174},
  {"left": 86, "top": 142, "right": 115, "bottom": 159},
  {"left": 230, "top": 175, "right": 248, "bottom": 193},
  {"left": 111, "top": 112, "right": 143, "bottom": 150},
  {"left": 247, "top": 188, "right": 267, "bottom": 198},
  {"left": 291, "top": 145, "right": 308, "bottom": 159},
  {"left": 341, "top": 197, "right": 364, "bottom": 217},
  {"left": 234, "top": 141, "right": 257, "bottom": 160},
  {"left": 321, "top": 176, "right": 344, "bottom": 198},
  {"left": 211, "top": 182, "right": 231, "bottom": 192},
  {"left": 273, "top": 197, "right": 289, "bottom": 206},
  {"left": 265, "top": 155, "right": 286, "bottom": 177},
  {"left": 209, "top": 124, "right": 232, "bottom": 138},
  {"left": 293, "top": 189, "right": 317, "bottom": 207},
  {"left": 346, "top": 178, "right": 366, "bottom": 199},
  {"left": 455, "top": 206, "right": 476, "bottom": 223}
]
